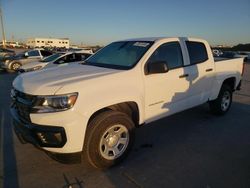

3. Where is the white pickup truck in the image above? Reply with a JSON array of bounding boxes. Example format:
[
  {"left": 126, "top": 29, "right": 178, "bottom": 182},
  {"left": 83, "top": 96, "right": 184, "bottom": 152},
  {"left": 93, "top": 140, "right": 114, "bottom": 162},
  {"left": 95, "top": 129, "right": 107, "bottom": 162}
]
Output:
[{"left": 11, "top": 37, "right": 244, "bottom": 169}]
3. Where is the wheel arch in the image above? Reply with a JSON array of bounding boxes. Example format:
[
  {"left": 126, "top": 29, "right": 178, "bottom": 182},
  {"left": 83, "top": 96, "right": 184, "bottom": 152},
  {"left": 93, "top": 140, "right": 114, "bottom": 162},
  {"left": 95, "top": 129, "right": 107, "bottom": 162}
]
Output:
[
  {"left": 209, "top": 76, "right": 236, "bottom": 101},
  {"left": 87, "top": 101, "right": 140, "bottom": 128},
  {"left": 222, "top": 77, "right": 236, "bottom": 91}
]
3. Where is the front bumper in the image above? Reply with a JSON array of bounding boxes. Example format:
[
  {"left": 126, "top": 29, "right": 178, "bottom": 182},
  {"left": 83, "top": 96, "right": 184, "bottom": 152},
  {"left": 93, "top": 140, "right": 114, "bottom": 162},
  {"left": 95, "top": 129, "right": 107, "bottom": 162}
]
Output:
[
  {"left": 11, "top": 107, "right": 67, "bottom": 148},
  {"left": 10, "top": 88, "right": 89, "bottom": 163},
  {"left": 11, "top": 107, "right": 82, "bottom": 163}
]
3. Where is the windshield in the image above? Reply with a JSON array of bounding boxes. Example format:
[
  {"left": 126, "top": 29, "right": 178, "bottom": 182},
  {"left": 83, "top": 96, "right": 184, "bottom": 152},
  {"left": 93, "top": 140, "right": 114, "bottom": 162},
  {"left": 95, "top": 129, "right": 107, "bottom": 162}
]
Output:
[
  {"left": 85, "top": 41, "right": 153, "bottom": 69},
  {"left": 41, "top": 53, "right": 62, "bottom": 63}
]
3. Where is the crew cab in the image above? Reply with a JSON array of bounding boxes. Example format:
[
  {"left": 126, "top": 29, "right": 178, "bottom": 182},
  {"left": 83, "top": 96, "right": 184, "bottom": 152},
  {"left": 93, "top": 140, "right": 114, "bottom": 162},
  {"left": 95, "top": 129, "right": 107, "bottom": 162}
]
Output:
[
  {"left": 18, "top": 51, "right": 93, "bottom": 73},
  {"left": 1, "top": 49, "right": 52, "bottom": 71},
  {"left": 11, "top": 37, "right": 244, "bottom": 169}
]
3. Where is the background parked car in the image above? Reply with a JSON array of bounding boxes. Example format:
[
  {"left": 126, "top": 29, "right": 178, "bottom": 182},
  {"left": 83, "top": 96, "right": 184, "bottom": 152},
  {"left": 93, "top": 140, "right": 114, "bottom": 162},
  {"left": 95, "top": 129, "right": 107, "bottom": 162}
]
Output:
[
  {"left": 19, "top": 51, "right": 93, "bottom": 73},
  {"left": 0, "top": 48, "right": 52, "bottom": 72},
  {"left": 234, "top": 51, "right": 250, "bottom": 62},
  {"left": 0, "top": 48, "right": 15, "bottom": 59},
  {"left": 69, "top": 48, "right": 94, "bottom": 54},
  {"left": 219, "top": 51, "right": 236, "bottom": 59},
  {"left": 212, "top": 49, "right": 223, "bottom": 57}
]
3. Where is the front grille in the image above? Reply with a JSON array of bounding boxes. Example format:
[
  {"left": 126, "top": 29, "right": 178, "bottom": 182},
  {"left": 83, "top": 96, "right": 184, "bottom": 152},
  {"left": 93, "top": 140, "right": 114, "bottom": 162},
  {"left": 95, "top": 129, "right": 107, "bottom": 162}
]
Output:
[
  {"left": 12, "top": 89, "right": 36, "bottom": 122},
  {"left": 15, "top": 102, "right": 31, "bottom": 122}
]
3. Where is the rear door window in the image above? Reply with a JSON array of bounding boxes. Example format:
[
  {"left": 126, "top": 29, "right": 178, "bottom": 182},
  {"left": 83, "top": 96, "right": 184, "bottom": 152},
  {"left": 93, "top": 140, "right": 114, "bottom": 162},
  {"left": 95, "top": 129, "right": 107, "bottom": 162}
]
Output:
[
  {"left": 79, "top": 53, "right": 92, "bottom": 61},
  {"left": 55, "top": 54, "right": 75, "bottom": 64},
  {"left": 28, "top": 50, "right": 40, "bottom": 57},
  {"left": 74, "top": 53, "right": 83, "bottom": 61},
  {"left": 186, "top": 41, "right": 208, "bottom": 65}
]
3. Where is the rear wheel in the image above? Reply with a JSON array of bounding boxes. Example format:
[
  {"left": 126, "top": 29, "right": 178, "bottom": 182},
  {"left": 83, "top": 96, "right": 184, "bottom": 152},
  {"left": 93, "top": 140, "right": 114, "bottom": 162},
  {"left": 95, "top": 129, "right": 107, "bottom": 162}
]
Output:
[
  {"left": 83, "top": 110, "right": 135, "bottom": 169},
  {"left": 209, "top": 84, "right": 232, "bottom": 115}
]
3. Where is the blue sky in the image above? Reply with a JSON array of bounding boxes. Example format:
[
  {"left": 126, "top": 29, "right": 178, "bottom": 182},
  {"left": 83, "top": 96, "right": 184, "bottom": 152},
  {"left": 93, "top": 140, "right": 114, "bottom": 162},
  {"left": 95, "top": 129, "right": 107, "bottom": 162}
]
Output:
[{"left": 1, "top": 0, "right": 250, "bottom": 46}]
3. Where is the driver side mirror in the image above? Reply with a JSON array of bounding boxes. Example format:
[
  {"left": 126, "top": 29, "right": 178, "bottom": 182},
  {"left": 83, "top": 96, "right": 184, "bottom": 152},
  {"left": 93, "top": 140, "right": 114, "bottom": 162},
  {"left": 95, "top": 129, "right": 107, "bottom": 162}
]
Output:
[{"left": 146, "top": 61, "right": 169, "bottom": 75}]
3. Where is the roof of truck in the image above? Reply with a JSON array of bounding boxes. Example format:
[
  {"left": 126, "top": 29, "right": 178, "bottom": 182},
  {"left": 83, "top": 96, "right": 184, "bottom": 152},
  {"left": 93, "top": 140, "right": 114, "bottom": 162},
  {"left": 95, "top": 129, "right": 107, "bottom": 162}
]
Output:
[
  {"left": 122, "top": 37, "right": 167, "bottom": 41},
  {"left": 120, "top": 37, "right": 203, "bottom": 42},
  {"left": 120, "top": 37, "right": 182, "bottom": 42}
]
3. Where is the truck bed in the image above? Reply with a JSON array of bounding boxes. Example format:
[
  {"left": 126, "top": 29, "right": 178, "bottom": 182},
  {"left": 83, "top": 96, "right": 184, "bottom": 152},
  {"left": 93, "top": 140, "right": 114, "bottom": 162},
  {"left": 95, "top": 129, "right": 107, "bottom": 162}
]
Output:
[
  {"left": 214, "top": 57, "right": 243, "bottom": 88},
  {"left": 214, "top": 57, "right": 242, "bottom": 62}
]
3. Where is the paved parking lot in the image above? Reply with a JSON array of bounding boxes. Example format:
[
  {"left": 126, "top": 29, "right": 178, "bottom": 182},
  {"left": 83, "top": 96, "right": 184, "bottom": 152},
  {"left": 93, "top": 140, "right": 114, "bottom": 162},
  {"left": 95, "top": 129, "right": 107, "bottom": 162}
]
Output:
[{"left": 0, "top": 63, "right": 250, "bottom": 188}]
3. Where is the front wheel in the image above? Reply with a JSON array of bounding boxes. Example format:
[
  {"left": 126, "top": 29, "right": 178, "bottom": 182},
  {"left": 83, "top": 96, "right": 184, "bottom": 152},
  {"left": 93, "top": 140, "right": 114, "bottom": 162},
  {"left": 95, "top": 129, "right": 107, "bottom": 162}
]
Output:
[
  {"left": 11, "top": 62, "right": 21, "bottom": 71},
  {"left": 83, "top": 110, "right": 135, "bottom": 169},
  {"left": 209, "top": 84, "right": 232, "bottom": 115}
]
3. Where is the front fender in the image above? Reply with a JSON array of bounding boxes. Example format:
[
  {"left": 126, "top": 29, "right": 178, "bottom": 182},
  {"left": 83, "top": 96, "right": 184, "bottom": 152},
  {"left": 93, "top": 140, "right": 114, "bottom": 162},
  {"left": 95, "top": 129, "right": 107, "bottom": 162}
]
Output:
[
  {"left": 77, "top": 87, "right": 144, "bottom": 125},
  {"left": 56, "top": 69, "right": 145, "bottom": 125}
]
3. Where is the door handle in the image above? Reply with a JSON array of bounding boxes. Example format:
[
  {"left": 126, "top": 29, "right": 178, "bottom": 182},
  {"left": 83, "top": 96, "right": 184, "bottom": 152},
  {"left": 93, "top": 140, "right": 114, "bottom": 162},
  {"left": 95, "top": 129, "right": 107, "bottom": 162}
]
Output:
[
  {"left": 179, "top": 74, "right": 189, "bottom": 78},
  {"left": 206, "top": 68, "right": 213, "bottom": 72}
]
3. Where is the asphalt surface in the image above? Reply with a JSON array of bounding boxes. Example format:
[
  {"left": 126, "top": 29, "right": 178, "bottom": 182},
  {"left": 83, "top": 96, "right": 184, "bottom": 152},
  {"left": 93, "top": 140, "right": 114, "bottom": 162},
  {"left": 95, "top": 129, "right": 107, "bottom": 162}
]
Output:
[{"left": 0, "top": 63, "right": 250, "bottom": 188}]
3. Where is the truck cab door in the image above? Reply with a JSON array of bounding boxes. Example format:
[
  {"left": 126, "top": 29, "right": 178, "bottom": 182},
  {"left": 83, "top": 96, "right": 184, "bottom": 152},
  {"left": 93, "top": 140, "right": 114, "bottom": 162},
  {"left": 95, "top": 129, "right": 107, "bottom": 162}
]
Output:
[
  {"left": 184, "top": 40, "right": 214, "bottom": 104},
  {"left": 144, "top": 41, "right": 192, "bottom": 123}
]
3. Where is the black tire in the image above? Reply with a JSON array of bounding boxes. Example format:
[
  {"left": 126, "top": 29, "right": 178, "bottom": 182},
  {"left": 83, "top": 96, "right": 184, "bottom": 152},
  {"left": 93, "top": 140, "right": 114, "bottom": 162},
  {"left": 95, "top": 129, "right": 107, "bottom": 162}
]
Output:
[
  {"left": 83, "top": 110, "right": 135, "bottom": 169},
  {"left": 11, "top": 62, "right": 21, "bottom": 71},
  {"left": 209, "top": 84, "right": 232, "bottom": 115}
]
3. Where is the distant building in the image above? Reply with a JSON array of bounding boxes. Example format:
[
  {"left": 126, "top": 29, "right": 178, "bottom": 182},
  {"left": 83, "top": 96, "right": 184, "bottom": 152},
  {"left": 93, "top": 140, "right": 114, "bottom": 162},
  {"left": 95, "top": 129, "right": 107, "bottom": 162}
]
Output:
[{"left": 27, "top": 38, "right": 70, "bottom": 48}]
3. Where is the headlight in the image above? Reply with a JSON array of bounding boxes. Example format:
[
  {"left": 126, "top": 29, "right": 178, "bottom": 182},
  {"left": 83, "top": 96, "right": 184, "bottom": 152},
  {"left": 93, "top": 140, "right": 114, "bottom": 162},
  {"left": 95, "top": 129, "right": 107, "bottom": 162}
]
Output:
[
  {"left": 32, "top": 93, "right": 78, "bottom": 113},
  {"left": 26, "top": 66, "right": 42, "bottom": 72},
  {"left": 5, "top": 59, "right": 10, "bottom": 63}
]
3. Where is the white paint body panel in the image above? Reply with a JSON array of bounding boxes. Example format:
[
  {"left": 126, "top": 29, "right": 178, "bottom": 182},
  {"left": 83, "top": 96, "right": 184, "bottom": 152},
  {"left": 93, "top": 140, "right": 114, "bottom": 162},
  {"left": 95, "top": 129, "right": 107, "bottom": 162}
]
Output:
[
  {"left": 12, "top": 37, "right": 244, "bottom": 153},
  {"left": 20, "top": 61, "right": 48, "bottom": 70}
]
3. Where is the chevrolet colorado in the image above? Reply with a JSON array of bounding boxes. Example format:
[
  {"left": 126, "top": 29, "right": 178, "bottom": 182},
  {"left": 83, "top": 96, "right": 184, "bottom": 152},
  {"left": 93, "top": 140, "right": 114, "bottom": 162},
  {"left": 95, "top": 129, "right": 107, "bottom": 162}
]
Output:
[{"left": 11, "top": 37, "right": 244, "bottom": 169}]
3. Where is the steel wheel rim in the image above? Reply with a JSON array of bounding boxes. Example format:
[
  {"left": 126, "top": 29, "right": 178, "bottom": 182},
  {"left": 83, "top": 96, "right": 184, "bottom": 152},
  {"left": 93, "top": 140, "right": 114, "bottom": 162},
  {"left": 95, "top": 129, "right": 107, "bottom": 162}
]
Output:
[
  {"left": 12, "top": 63, "right": 20, "bottom": 70},
  {"left": 221, "top": 91, "right": 231, "bottom": 111},
  {"left": 99, "top": 124, "right": 129, "bottom": 160}
]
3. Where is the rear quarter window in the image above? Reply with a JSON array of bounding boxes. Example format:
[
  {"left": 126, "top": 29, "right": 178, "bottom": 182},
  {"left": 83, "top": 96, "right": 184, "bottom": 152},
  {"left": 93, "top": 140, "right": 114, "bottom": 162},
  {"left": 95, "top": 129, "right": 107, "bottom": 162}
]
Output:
[{"left": 186, "top": 41, "right": 208, "bottom": 65}]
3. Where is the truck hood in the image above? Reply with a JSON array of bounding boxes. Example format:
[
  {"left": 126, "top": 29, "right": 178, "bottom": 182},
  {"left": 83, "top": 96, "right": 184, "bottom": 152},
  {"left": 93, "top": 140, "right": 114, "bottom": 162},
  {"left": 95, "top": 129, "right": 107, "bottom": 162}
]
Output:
[
  {"left": 20, "top": 61, "right": 47, "bottom": 70},
  {"left": 13, "top": 63, "right": 121, "bottom": 95}
]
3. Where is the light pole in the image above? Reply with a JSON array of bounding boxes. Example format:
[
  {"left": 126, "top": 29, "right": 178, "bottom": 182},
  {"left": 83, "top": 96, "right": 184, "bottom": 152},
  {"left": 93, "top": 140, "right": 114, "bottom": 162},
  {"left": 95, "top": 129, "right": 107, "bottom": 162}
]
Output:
[{"left": 0, "top": 6, "right": 6, "bottom": 48}]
